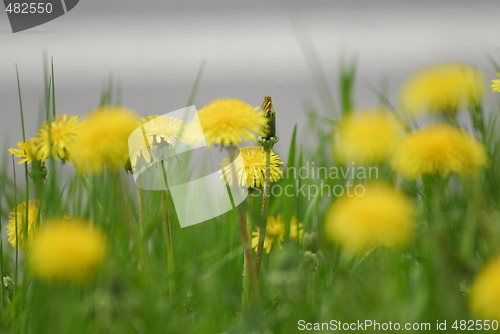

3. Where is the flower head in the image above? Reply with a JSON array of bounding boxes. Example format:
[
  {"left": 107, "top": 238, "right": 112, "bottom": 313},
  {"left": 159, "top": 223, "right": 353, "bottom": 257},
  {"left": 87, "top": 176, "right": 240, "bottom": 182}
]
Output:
[
  {"left": 400, "top": 63, "right": 484, "bottom": 115},
  {"left": 7, "top": 138, "right": 41, "bottom": 165},
  {"left": 36, "top": 114, "right": 81, "bottom": 161},
  {"left": 470, "top": 257, "right": 500, "bottom": 321},
  {"left": 69, "top": 106, "right": 139, "bottom": 173},
  {"left": 27, "top": 219, "right": 107, "bottom": 282},
  {"left": 129, "top": 115, "right": 184, "bottom": 167},
  {"left": 324, "top": 183, "right": 415, "bottom": 254},
  {"left": 334, "top": 108, "right": 405, "bottom": 164},
  {"left": 219, "top": 146, "right": 283, "bottom": 188},
  {"left": 185, "top": 98, "right": 267, "bottom": 146},
  {"left": 392, "top": 123, "right": 487, "bottom": 178},
  {"left": 140, "top": 115, "right": 184, "bottom": 145},
  {"left": 7, "top": 200, "right": 40, "bottom": 248},
  {"left": 491, "top": 73, "right": 500, "bottom": 92},
  {"left": 251, "top": 215, "right": 303, "bottom": 253}
]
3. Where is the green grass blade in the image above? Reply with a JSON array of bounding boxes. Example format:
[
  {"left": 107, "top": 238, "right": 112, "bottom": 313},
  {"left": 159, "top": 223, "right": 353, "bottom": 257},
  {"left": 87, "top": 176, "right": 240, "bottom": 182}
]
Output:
[{"left": 282, "top": 124, "right": 297, "bottom": 240}]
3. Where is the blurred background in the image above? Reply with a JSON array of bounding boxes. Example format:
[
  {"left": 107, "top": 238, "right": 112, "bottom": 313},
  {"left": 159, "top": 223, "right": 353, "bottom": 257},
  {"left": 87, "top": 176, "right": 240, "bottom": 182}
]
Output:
[{"left": 1, "top": 0, "right": 499, "bottom": 155}]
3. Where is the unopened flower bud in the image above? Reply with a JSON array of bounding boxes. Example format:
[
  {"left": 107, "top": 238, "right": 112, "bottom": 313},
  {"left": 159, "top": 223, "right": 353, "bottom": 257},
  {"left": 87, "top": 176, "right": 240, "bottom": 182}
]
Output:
[
  {"left": 303, "top": 251, "right": 318, "bottom": 272},
  {"left": 262, "top": 96, "right": 276, "bottom": 140},
  {"left": 303, "top": 231, "right": 319, "bottom": 253}
]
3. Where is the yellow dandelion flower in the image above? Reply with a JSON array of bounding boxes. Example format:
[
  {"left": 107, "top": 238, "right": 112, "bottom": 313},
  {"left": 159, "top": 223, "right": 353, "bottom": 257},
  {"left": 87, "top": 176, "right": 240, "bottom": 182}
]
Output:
[
  {"left": 392, "top": 123, "right": 487, "bottom": 178},
  {"left": 400, "top": 63, "right": 484, "bottom": 115},
  {"left": 7, "top": 138, "right": 41, "bottom": 165},
  {"left": 27, "top": 219, "right": 107, "bottom": 282},
  {"left": 220, "top": 146, "right": 283, "bottom": 188},
  {"left": 491, "top": 73, "right": 500, "bottom": 92},
  {"left": 251, "top": 216, "right": 303, "bottom": 253},
  {"left": 185, "top": 98, "right": 267, "bottom": 146},
  {"left": 69, "top": 106, "right": 140, "bottom": 173},
  {"left": 324, "top": 183, "right": 415, "bottom": 254},
  {"left": 129, "top": 115, "right": 185, "bottom": 167},
  {"left": 470, "top": 257, "right": 500, "bottom": 322},
  {"left": 128, "top": 139, "right": 152, "bottom": 168},
  {"left": 334, "top": 108, "right": 405, "bottom": 164},
  {"left": 140, "top": 115, "right": 184, "bottom": 145},
  {"left": 7, "top": 200, "right": 40, "bottom": 248},
  {"left": 36, "top": 114, "right": 81, "bottom": 161}
]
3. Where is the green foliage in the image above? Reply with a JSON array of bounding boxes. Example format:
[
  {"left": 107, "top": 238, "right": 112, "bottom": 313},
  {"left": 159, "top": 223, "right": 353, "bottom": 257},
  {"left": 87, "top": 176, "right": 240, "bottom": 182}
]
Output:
[{"left": 1, "top": 58, "right": 500, "bottom": 334}]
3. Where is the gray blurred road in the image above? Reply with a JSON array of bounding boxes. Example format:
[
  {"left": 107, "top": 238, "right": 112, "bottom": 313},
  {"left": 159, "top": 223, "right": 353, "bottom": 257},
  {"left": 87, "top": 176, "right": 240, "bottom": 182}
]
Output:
[{"left": 1, "top": 0, "right": 499, "bottom": 156}]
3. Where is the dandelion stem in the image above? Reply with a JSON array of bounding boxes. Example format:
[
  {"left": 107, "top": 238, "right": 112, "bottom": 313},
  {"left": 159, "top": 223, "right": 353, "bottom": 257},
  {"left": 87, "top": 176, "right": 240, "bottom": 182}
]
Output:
[
  {"left": 238, "top": 205, "right": 260, "bottom": 307},
  {"left": 255, "top": 148, "right": 270, "bottom": 276},
  {"left": 459, "top": 179, "right": 481, "bottom": 261},
  {"left": 255, "top": 96, "right": 277, "bottom": 276},
  {"left": 469, "top": 103, "right": 488, "bottom": 149},
  {"left": 11, "top": 156, "right": 19, "bottom": 298},
  {"left": 307, "top": 269, "right": 315, "bottom": 307},
  {"left": 133, "top": 187, "right": 153, "bottom": 276},
  {"left": 225, "top": 145, "right": 260, "bottom": 308},
  {"left": 161, "top": 162, "right": 175, "bottom": 297},
  {"left": 137, "top": 123, "right": 151, "bottom": 240},
  {"left": 138, "top": 188, "right": 146, "bottom": 237}
]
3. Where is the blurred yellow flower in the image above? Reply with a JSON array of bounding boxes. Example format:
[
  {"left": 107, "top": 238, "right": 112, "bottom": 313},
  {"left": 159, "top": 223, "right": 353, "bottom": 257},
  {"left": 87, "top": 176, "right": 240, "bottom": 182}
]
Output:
[
  {"left": 219, "top": 146, "right": 283, "bottom": 188},
  {"left": 470, "top": 257, "right": 500, "bottom": 322},
  {"left": 251, "top": 215, "right": 303, "bottom": 253},
  {"left": 392, "top": 123, "right": 487, "bottom": 178},
  {"left": 185, "top": 98, "right": 267, "bottom": 146},
  {"left": 491, "top": 73, "right": 500, "bottom": 92},
  {"left": 324, "top": 183, "right": 415, "bottom": 254},
  {"left": 7, "top": 138, "right": 41, "bottom": 165},
  {"left": 27, "top": 219, "right": 107, "bottom": 282},
  {"left": 36, "top": 114, "right": 81, "bottom": 161},
  {"left": 334, "top": 108, "right": 404, "bottom": 164},
  {"left": 70, "top": 106, "right": 139, "bottom": 173},
  {"left": 400, "top": 63, "right": 484, "bottom": 115},
  {"left": 7, "top": 200, "right": 40, "bottom": 248}
]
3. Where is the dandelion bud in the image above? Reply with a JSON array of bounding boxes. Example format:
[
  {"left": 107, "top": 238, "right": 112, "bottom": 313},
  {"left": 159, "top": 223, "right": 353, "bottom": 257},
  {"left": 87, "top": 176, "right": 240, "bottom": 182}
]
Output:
[
  {"left": 302, "top": 231, "right": 319, "bottom": 253},
  {"left": 3, "top": 276, "right": 14, "bottom": 290},
  {"left": 303, "top": 251, "right": 318, "bottom": 272},
  {"left": 262, "top": 96, "right": 276, "bottom": 140}
]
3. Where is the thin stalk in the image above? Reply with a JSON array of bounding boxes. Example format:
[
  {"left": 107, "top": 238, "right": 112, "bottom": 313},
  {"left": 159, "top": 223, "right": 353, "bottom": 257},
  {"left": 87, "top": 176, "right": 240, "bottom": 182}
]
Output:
[
  {"left": 186, "top": 61, "right": 205, "bottom": 107},
  {"left": 459, "top": 179, "right": 481, "bottom": 261},
  {"left": 238, "top": 205, "right": 260, "bottom": 307},
  {"left": 112, "top": 171, "right": 149, "bottom": 274},
  {"left": 138, "top": 124, "right": 150, "bottom": 240},
  {"left": 45, "top": 62, "right": 60, "bottom": 217},
  {"left": 11, "top": 156, "right": 19, "bottom": 296},
  {"left": 307, "top": 270, "right": 315, "bottom": 308},
  {"left": 51, "top": 58, "right": 56, "bottom": 118},
  {"left": 160, "top": 162, "right": 175, "bottom": 297},
  {"left": 255, "top": 149, "right": 271, "bottom": 275},
  {"left": 133, "top": 124, "right": 153, "bottom": 274},
  {"left": 16, "top": 65, "right": 26, "bottom": 142},
  {"left": 15, "top": 65, "right": 30, "bottom": 294},
  {"left": 138, "top": 188, "right": 146, "bottom": 238},
  {"left": 225, "top": 146, "right": 260, "bottom": 307},
  {"left": 469, "top": 103, "right": 486, "bottom": 144}
]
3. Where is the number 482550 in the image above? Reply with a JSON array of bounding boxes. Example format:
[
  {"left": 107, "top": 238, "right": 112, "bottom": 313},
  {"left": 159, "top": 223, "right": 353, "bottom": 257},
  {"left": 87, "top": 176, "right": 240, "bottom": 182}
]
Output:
[
  {"left": 5, "top": 2, "right": 53, "bottom": 14},
  {"left": 452, "top": 319, "right": 499, "bottom": 331}
]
